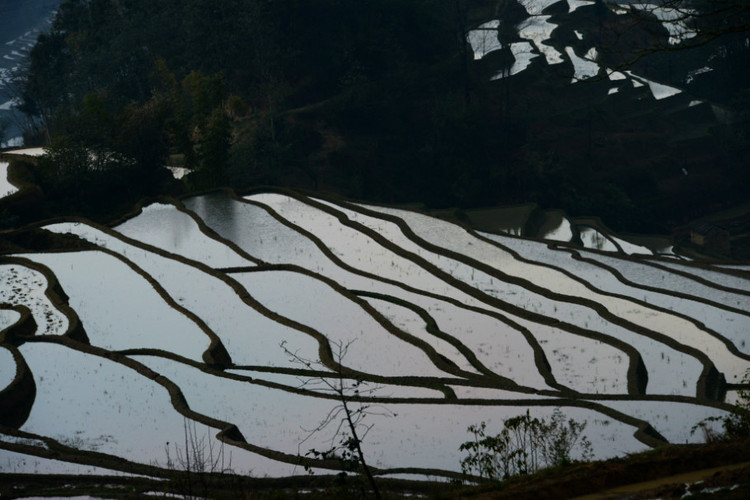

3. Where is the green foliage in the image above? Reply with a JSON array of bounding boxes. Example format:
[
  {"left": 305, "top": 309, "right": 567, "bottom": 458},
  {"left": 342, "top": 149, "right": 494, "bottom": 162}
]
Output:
[
  {"left": 459, "top": 409, "right": 593, "bottom": 481},
  {"left": 115, "top": 101, "right": 170, "bottom": 174},
  {"left": 196, "top": 107, "right": 231, "bottom": 187},
  {"left": 724, "top": 384, "right": 750, "bottom": 439},
  {"left": 226, "top": 94, "right": 248, "bottom": 120},
  {"left": 20, "top": 0, "right": 455, "bottom": 117},
  {"left": 227, "top": 133, "right": 281, "bottom": 187},
  {"left": 305, "top": 431, "right": 362, "bottom": 475},
  {"left": 39, "top": 140, "right": 129, "bottom": 192},
  {"left": 693, "top": 369, "right": 750, "bottom": 442},
  {"left": 182, "top": 72, "right": 226, "bottom": 130},
  {"left": 34, "top": 139, "right": 168, "bottom": 219}
]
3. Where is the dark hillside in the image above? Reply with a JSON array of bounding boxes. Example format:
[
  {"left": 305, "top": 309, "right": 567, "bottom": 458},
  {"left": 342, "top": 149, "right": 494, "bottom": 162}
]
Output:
[
  {"left": 7, "top": 0, "right": 750, "bottom": 238},
  {"left": 2, "top": 439, "right": 749, "bottom": 498}
]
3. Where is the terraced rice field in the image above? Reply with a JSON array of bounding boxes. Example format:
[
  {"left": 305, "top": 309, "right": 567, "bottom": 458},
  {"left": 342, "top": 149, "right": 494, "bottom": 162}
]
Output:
[{"left": 1, "top": 190, "right": 748, "bottom": 480}]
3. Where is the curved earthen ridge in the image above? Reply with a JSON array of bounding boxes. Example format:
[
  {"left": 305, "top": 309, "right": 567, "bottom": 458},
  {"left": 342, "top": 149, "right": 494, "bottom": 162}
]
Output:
[
  {"left": 224, "top": 263, "right": 504, "bottom": 384},
  {"left": 298, "top": 194, "right": 734, "bottom": 400},
  {"left": 14, "top": 335, "right": 381, "bottom": 476},
  {"left": 541, "top": 246, "right": 742, "bottom": 398},
  {"left": 109, "top": 194, "right": 263, "bottom": 267},
  {"left": 0, "top": 341, "right": 36, "bottom": 429},
  {"left": 549, "top": 245, "right": 750, "bottom": 360},
  {"left": 556, "top": 239, "right": 750, "bottom": 304},
  {"left": 0, "top": 304, "right": 37, "bottom": 344},
  {"left": 7, "top": 335, "right": 716, "bottom": 479},
  {"left": 549, "top": 243, "right": 750, "bottom": 317},
  {"left": 0, "top": 426, "right": 173, "bottom": 478},
  {"left": 638, "top": 258, "right": 750, "bottom": 296},
  {"left": 3, "top": 188, "right": 747, "bottom": 478},
  {"left": 360, "top": 286, "right": 650, "bottom": 397},
  {"left": 171, "top": 196, "right": 264, "bottom": 266},
  {"left": 15, "top": 227, "right": 234, "bottom": 368},
  {"left": 100, "top": 337, "right": 676, "bottom": 475},
  {"left": 227, "top": 192, "right": 561, "bottom": 391},
  {"left": 350, "top": 289, "right": 528, "bottom": 387},
  {"left": 247, "top": 191, "right": 653, "bottom": 396},
  {"left": 21, "top": 332, "right": 671, "bottom": 479},
  {"left": 83, "top": 245, "right": 235, "bottom": 369},
  {"left": 464, "top": 232, "right": 746, "bottom": 390},
  {"left": 0, "top": 161, "right": 43, "bottom": 215},
  {"left": 250, "top": 192, "right": 745, "bottom": 406},
  {"left": 0, "top": 256, "right": 88, "bottom": 343},
  {"left": 240, "top": 188, "right": 670, "bottom": 262},
  {"left": 132, "top": 192, "right": 744, "bottom": 403},
  {"left": 523, "top": 223, "right": 750, "bottom": 296},
  {"left": 0, "top": 333, "right": 687, "bottom": 480},
  {"left": 233, "top": 193, "right": 740, "bottom": 410},
  {"left": 34, "top": 217, "right": 348, "bottom": 372},
  {"left": 112, "top": 205, "right": 488, "bottom": 382},
  {"left": 11, "top": 335, "right": 248, "bottom": 475},
  {"left": 119, "top": 347, "right": 459, "bottom": 402}
]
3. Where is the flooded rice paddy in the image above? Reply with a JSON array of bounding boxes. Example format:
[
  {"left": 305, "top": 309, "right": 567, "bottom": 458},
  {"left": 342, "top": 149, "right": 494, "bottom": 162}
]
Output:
[{"left": 1, "top": 190, "right": 748, "bottom": 480}]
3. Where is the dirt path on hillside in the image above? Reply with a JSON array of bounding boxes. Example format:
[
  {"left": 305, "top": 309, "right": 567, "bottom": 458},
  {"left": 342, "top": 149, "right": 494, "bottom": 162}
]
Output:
[
  {"left": 571, "top": 461, "right": 750, "bottom": 500},
  {"left": 465, "top": 440, "right": 750, "bottom": 500}
]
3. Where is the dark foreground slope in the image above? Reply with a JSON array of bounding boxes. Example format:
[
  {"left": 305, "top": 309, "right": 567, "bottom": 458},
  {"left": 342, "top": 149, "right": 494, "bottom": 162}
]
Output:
[
  {"left": 1, "top": 439, "right": 749, "bottom": 499},
  {"left": 464, "top": 439, "right": 750, "bottom": 500}
]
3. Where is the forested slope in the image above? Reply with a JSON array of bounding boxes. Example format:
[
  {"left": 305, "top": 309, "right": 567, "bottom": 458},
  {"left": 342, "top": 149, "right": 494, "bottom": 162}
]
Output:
[{"left": 7, "top": 0, "right": 750, "bottom": 236}]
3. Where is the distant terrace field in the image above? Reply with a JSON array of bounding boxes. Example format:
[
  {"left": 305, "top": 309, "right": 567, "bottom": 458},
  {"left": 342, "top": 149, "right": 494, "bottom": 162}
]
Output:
[{"left": 1, "top": 189, "right": 748, "bottom": 480}]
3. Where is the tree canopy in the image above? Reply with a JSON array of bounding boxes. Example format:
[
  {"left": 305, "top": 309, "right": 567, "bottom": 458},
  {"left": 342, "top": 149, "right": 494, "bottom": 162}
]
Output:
[{"left": 10, "top": 0, "right": 750, "bottom": 235}]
